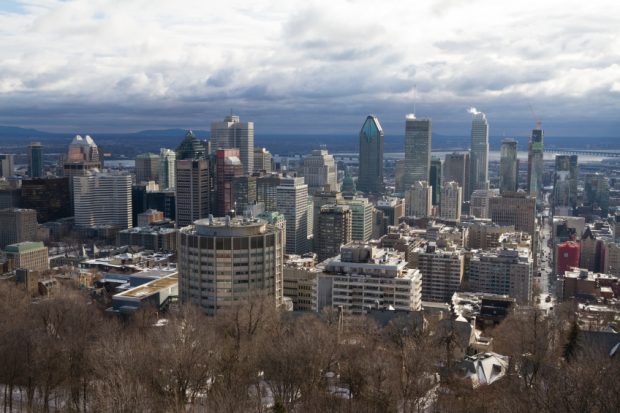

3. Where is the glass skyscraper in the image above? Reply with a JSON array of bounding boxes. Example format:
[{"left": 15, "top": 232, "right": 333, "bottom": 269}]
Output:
[
  {"left": 499, "top": 138, "right": 518, "bottom": 193},
  {"left": 358, "top": 115, "right": 384, "bottom": 194},
  {"left": 527, "top": 127, "right": 544, "bottom": 204},
  {"left": 403, "top": 115, "right": 431, "bottom": 190},
  {"left": 469, "top": 110, "right": 489, "bottom": 197},
  {"left": 27, "top": 142, "right": 43, "bottom": 178}
]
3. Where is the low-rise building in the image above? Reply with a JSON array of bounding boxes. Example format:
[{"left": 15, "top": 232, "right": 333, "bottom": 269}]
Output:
[
  {"left": 4, "top": 241, "right": 49, "bottom": 272},
  {"left": 283, "top": 255, "right": 319, "bottom": 312},
  {"left": 117, "top": 226, "right": 178, "bottom": 251}
]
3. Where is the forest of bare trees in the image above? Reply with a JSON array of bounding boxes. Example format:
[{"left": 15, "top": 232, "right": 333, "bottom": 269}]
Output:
[{"left": 0, "top": 282, "right": 618, "bottom": 413}]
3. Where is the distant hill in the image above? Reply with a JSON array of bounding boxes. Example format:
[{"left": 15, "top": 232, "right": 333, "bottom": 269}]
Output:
[{"left": 0, "top": 125, "right": 59, "bottom": 137}]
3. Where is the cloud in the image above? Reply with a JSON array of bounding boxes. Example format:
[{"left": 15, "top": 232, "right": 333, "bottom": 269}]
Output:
[{"left": 0, "top": 0, "right": 618, "bottom": 136}]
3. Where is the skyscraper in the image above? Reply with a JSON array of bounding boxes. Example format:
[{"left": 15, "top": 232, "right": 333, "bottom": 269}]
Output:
[
  {"left": 584, "top": 173, "right": 609, "bottom": 215},
  {"left": 342, "top": 196, "right": 373, "bottom": 242},
  {"left": 211, "top": 114, "right": 254, "bottom": 174},
  {"left": 405, "top": 181, "right": 432, "bottom": 218},
  {"left": 215, "top": 149, "right": 244, "bottom": 216},
  {"left": 444, "top": 152, "right": 470, "bottom": 201},
  {"left": 317, "top": 204, "right": 352, "bottom": 262},
  {"left": 300, "top": 149, "right": 338, "bottom": 194},
  {"left": 158, "top": 148, "right": 176, "bottom": 189},
  {"left": 73, "top": 171, "right": 132, "bottom": 229},
  {"left": 429, "top": 156, "right": 442, "bottom": 205},
  {"left": 62, "top": 135, "right": 102, "bottom": 213},
  {"left": 277, "top": 176, "right": 309, "bottom": 254},
  {"left": 27, "top": 142, "right": 43, "bottom": 178},
  {"left": 135, "top": 152, "right": 160, "bottom": 183},
  {"left": 469, "top": 109, "right": 489, "bottom": 197},
  {"left": 0, "top": 154, "right": 14, "bottom": 178},
  {"left": 253, "top": 147, "right": 273, "bottom": 173},
  {"left": 0, "top": 208, "right": 38, "bottom": 249},
  {"left": 176, "top": 130, "right": 206, "bottom": 160},
  {"left": 553, "top": 155, "right": 578, "bottom": 214},
  {"left": 358, "top": 115, "right": 384, "bottom": 194},
  {"left": 403, "top": 114, "right": 432, "bottom": 190},
  {"left": 527, "top": 126, "right": 544, "bottom": 204},
  {"left": 175, "top": 159, "right": 210, "bottom": 227},
  {"left": 499, "top": 139, "right": 518, "bottom": 193},
  {"left": 439, "top": 181, "right": 462, "bottom": 222}
]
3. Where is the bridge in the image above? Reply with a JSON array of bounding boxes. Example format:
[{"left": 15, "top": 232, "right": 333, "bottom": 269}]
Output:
[{"left": 543, "top": 149, "right": 620, "bottom": 158}]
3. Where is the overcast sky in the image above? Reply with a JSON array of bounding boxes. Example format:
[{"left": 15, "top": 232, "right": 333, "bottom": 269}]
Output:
[{"left": 0, "top": 0, "right": 619, "bottom": 137}]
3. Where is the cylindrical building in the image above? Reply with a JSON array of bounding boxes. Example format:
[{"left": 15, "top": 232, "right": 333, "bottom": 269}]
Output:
[{"left": 178, "top": 216, "right": 284, "bottom": 315}]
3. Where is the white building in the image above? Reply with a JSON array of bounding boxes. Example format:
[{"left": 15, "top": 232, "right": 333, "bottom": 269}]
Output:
[
  {"left": 440, "top": 181, "right": 462, "bottom": 222},
  {"left": 319, "top": 243, "right": 422, "bottom": 314},
  {"left": 158, "top": 148, "right": 176, "bottom": 189},
  {"left": 74, "top": 171, "right": 132, "bottom": 229},
  {"left": 277, "top": 176, "right": 309, "bottom": 254},
  {"left": 299, "top": 149, "right": 338, "bottom": 194},
  {"left": 211, "top": 114, "right": 254, "bottom": 174},
  {"left": 178, "top": 216, "right": 284, "bottom": 316},
  {"left": 405, "top": 180, "right": 432, "bottom": 218},
  {"left": 469, "top": 109, "right": 489, "bottom": 196}
]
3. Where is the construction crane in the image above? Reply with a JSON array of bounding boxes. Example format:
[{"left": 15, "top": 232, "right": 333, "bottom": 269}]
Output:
[{"left": 528, "top": 103, "right": 542, "bottom": 129}]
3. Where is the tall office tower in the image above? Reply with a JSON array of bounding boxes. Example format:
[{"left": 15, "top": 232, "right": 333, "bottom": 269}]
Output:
[
  {"left": 300, "top": 149, "right": 338, "bottom": 194},
  {"left": 317, "top": 204, "right": 352, "bottom": 262},
  {"left": 410, "top": 243, "right": 464, "bottom": 303},
  {"left": 0, "top": 154, "right": 15, "bottom": 177},
  {"left": 429, "top": 157, "right": 442, "bottom": 205},
  {"left": 215, "top": 149, "right": 244, "bottom": 216},
  {"left": 394, "top": 159, "right": 406, "bottom": 193},
  {"left": 469, "top": 248, "right": 533, "bottom": 303},
  {"left": 375, "top": 197, "right": 405, "bottom": 233},
  {"left": 27, "top": 142, "right": 43, "bottom": 178},
  {"left": 0, "top": 208, "right": 38, "bottom": 249},
  {"left": 211, "top": 114, "right": 254, "bottom": 174},
  {"left": 175, "top": 159, "right": 210, "bottom": 227},
  {"left": 277, "top": 176, "right": 309, "bottom": 254},
  {"left": 584, "top": 173, "right": 610, "bottom": 215},
  {"left": 256, "top": 173, "right": 281, "bottom": 211},
  {"left": 319, "top": 244, "right": 423, "bottom": 314},
  {"left": 20, "top": 178, "right": 71, "bottom": 223},
  {"left": 232, "top": 175, "right": 257, "bottom": 214},
  {"left": 62, "top": 135, "right": 102, "bottom": 211},
  {"left": 3, "top": 241, "right": 49, "bottom": 272},
  {"left": 254, "top": 147, "right": 273, "bottom": 173},
  {"left": 312, "top": 191, "right": 343, "bottom": 242},
  {"left": 527, "top": 126, "right": 544, "bottom": 204},
  {"left": 488, "top": 192, "right": 536, "bottom": 236},
  {"left": 553, "top": 155, "right": 578, "bottom": 214},
  {"left": 440, "top": 181, "right": 462, "bottom": 222},
  {"left": 73, "top": 171, "right": 132, "bottom": 229},
  {"left": 405, "top": 181, "right": 432, "bottom": 217},
  {"left": 470, "top": 189, "right": 498, "bottom": 219},
  {"left": 343, "top": 197, "right": 373, "bottom": 242},
  {"left": 469, "top": 109, "right": 489, "bottom": 197},
  {"left": 176, "top": 130, "right": 207, "bottom": 160},
  {"left": 178, "top": 217, "right": 284, "bottom": 316},
  {"left": 358, "top": 115, "right": 384, "bottom": 194},
  {"left": 135, "top": 152, "right": 160, "bottom": 183},
  {"left": 444, "top": 152, "right": 470, "bottom": 201},
  {"left": 403, "top": 115, "right": 432, "bottom": 190},
  {"left": 158, "top": 148, "right": 176, "bottom": 189},
  {"left": 499, "top": 139, "right": 518, "bottom": 193}
]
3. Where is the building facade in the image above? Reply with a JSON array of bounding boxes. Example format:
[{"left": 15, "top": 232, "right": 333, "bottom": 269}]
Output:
[
  {"left": 317, "top": 204, "right": 352, "bottom": 262},
  {"left": 403, "top": 115, "right": 432, "bottom": 190},
  {"left": 277, "top": 176, "right": 309, "bottom": 254},
  {"left": 300, "top": 149, "right": 338, "bottom": 194},
  {"left": 135, "top": 152, "right": 160, "bottom": 184},
  {"left": 444, "top": 152, "right": 470, "bottom": 201},
  {"left": 175, "top": 159, "right": 210, "bottom": 227},
  {"left": 158, "top": 148, "right": 176, "bottom": 189},
  {"left": 488, "top": 192, "right": 536, "bottom": 235},
  {"left": 469, "top": 248, "right": 533, "bottom": 303},
  {"left": 410, "top": 243, "right": 464, "bottom": 303},
  {"left": 0, "top": 208, "right": 38, "bottom": 249},
  {"left": 405, "top": 180, "right": 432, "bottom": 218},
  {"left": 358, "top": 115, "right": 384, "bottom": 194},
  {"left": 527, "top": 127, "right": 544, "bottom": 204},
  {"left": 440, "top": 181, "right": 462, "bottom": 222},
  {"left": 211, "top": 114, "right": 254, "bottom": 174},
  {"left": 499, "top": 139, "right": 518, "bottom": 193},
  {"left": 469, "top": 110, "right": 489, "bottom": 197},
  {"left": 74, "top": 172, "right": 133, "bottom": 229},
  {"left": 27, "top": 142, "right": 43, "bottom": 178},
  {"left": 4, "top": 241, "right": 49, "bottom": 272}
]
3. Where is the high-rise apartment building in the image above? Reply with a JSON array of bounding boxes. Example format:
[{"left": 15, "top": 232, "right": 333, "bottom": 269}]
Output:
[
  {"left": 277, "top": 176, "right": 309, "bottom": 254},
  {"left": 466, "top": 220, "right": 515, "bottom": 250},
  {"left": 135, "top": 152, "right": 160, "bottom": 183},
  {"left": 300, "top": 149, "right": 338, "bottom": 194},
  {"left": 405, "top": 180, "right": 432, "bottom": 217},
  {"left": 469, "top": 110, "right": 489, "bottom": 197},
  {"left": 211, "top": 114, "right": 254, "bottom": 174},
  {"left": 317, "top": 204, "right": 352, "bottom": 262},
  {"left": 403, "top": 115, "right": 432, "bottom": 190},
  {"left": 175, "top": 159, "right": 210, "bottom": 227},
  {"left": 343, "top": 196, "right": 373, "bottom": 242},
  {"left": 444, "top": 152, "right": 470, "bottom": 201},
  {"left": 253, "top": 147, "right": 273, "bottom": 173},
  {"left": 178, "top": 216, "right": 284, "bottom": 316},
  {"left": 0, "top": 154, "right": 15, "bottom": 178},
  {"left": 488, "top": 192, "right": 536, "bottom": 235},
  {"left": 4, "top": 241, "right": 49, "bottom": 272},
  {"left": 215, "top": 149, "right": 244, "bottom": 216},
  {"left": 312, "top": 191, "right": 343, "bottom": 242},
  {"left": 470, "top": 189, "right": 499, "bottom": 219},
  {"left": 27, "top": 142, "right": 43, "bottom": 178},
  {"left": 440, "top": 181, "right": 462, "bottom": 222},
  {"left": 158, "top": 148, "right": 176, "bottom": 189},
  {"left": 430, "top": 157, "right": 442, "bottom": 205},
  {"left": 74, "top": 171, "right": 132, "bottom": 229},
  {"left": 0, "top": 208, "right": 38, "bottom": 249},
  {"left": 527, "top": 127, "right": 544, "bottom": 204},
  {"left": 319, "top": 243, "right": 422, "bottom": 314},
  {"left": 410, "top": 243, "right": 464, "bottom": 303},
  {"left": 553, "top": 155, "right": 578, "bottom": 214},
  {"left": 469, "top": 248, "right": 533, "bottom": 303},
  {"left": 358, "top": 115, "right": 384, "bottom": 194},
  {"left": 499, "top": 139, "right": 518, "bottom": 193}
]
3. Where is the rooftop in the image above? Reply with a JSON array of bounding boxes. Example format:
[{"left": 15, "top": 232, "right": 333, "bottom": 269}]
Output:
[
  {"left": 5, "top": 241, "right": 46, "bottom": 253},
  {"left": 116, "top": 274, "right": 178, "bottom": 299}
]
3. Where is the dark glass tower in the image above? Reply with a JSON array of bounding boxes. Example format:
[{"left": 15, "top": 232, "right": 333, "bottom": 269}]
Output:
[
  {"left": 28, "top": 142, "right": 43, "bottom": 178},
  {"left": 429, "top": 156, "right": 442, "bottom": 205},
  {"left": 499, "top": 138, "right": 518, "bottom": 193},
  {"left": 527, "top": 127, "right": 544, "bottom": 204},
  {"left": 176, "top": 130, "right": 207, "bottom": 160},
  {"left": 358, "top": 115, "right": 384, "bottom": 194}
]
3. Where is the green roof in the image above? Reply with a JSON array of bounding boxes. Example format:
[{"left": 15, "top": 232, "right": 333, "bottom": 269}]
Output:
[{"left": 4, "top": 241, "right": 46, "bottom": 253}]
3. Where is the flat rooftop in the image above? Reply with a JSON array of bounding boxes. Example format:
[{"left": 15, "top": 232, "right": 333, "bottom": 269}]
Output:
[{"left": 116, "top": 275, "right": 178, "bottom": 299}]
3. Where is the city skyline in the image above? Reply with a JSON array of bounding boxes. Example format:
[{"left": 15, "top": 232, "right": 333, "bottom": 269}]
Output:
[{"left": 0, "top": 0, "right": 618, "bottom": 137}]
